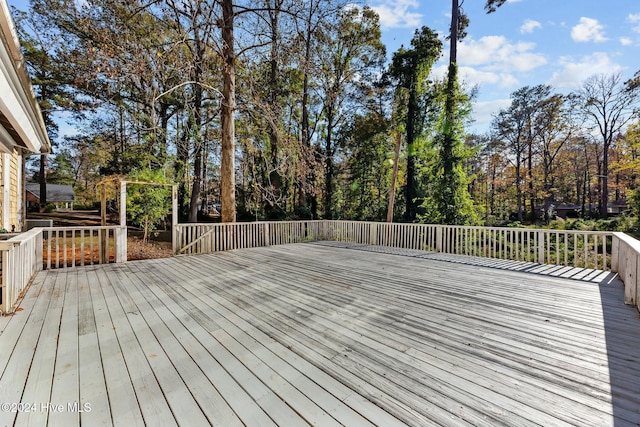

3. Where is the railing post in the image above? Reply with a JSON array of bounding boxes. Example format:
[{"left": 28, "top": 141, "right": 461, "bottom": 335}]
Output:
[
  {"left": 1, "top": 247, "right": 7, "bottom": 314},
  {"left": 537, "top": 231, "right": 545, "bottom": 264},
  {"left": 265, "top": 223, "right": 270, "bottom": 246},
  {"left": 115, "top": 226, "right": 127, "bottom": 263},
  {"left": 172, "top": 185, "right": 178, "bottom": 254},
  {"left": 436, "top": 227, "right": 443, "bottom": 252},
  {"left": 611, "top": 233, "right": 620, "bottom": 272},
  {"left": 369, "top": 223, "right": 377, "bottom": 246},
  {"left": 35, "top": 231, "right": 43, "bottom": 273},
  {"left": 624, "top": 244, "right": 637, "bottom": 306}
]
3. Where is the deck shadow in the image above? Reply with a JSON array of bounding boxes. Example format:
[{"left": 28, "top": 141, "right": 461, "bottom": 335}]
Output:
[
  {"left": 598, "top": 279, "right": 640, "bottom": 426},
  {"left": 309, "top": 240, "right": 618, "bottom": 284}
]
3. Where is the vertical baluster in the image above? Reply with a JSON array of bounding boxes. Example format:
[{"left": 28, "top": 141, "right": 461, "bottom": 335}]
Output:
[
  {"left": 604, "top": 234, "right": 609, "bottom": 271},
  {"left": 54, "top": 229, "right": 60, "bottom": 268},
  {"left": 583, "top": 234, "right": 588, "bottom": 268}
]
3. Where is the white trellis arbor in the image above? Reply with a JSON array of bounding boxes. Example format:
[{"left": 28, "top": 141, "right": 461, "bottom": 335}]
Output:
[{"left": 99, "top": 179, "right": 179, "bottom": 256}]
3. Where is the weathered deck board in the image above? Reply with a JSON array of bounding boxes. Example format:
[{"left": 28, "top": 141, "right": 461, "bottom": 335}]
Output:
[
  {"left": 1, "top": 242, "right": 640, "bottom": 426},
  {"left": 86, "top": 266, "right": 145, "bottom": 427},
  {"left": 76, "top": 267, "right": 111, "bottom": 426}
]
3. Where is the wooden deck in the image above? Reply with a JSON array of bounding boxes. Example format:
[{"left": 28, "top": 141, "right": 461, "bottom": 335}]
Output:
[{"left": 1, "top": 242, "right": 640, "bottom": 426}]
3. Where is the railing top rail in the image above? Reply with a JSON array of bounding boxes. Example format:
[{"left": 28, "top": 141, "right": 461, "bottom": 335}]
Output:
[
  {"left": 0, "top": 233, "right": 20, "bottom": 240},
  {"left": 613, "top": 231, "right": 640, "bottom": 251},
  {"left": 174, "top": 219, "right": 614, "bottom": 236},
  {"left": 175, "top": 220, "right": 326, "bottom": 228},
  {"left": 4, "top": 228, "right": 42, "bottom": 245},
  {"left": 318, "top": 220, "right": 615, "bottom": 236},
  {"left": 40, "top": 225, "right": 124, "bottom": 232}
]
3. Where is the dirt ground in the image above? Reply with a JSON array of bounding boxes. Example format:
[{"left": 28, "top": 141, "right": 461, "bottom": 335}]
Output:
[
  {"left": 30, "top": 210, "right": 174, "bottom": 262},
  {"left": 127, "top": 236, "right": 173, "bottom": 260}
]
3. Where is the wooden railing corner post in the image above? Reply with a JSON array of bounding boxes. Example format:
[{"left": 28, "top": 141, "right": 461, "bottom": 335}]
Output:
[
  {"left": 611, "top": 233, "right": 620, "bottom": 273},
  {"left": 436, "top": 227, "right": 443, "bottom": 252},
  {"left": 0, "top": 247, "right": 7, "bottom": 314},
  {"left": 116, "top": 226, "right": 128, "bottom": 263},
  {"left": 35, "top": 230, "right": 43, "bottom": 273}
]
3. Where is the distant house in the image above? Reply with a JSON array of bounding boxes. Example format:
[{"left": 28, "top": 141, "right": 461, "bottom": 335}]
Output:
[
  {"left": 25, "top": 183, "right": 74, "bottom": 210},
  {"left": 536, "top": 201, "right": 630, "bottom": 220},
  {"left": 0, "top": 0, "right": 51, "bottom": 231}
]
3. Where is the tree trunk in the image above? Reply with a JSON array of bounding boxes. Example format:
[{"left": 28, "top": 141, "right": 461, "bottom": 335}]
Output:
[
  {"left": 299, "top": 13, "right": 312, "bottom": 212},
  {"left": 516, "top": 156, "right": 523, "bottom": 222},
  {"left": 39, "top": 154, "right": 47, "bottom": 211},
  {"left": 601, "top": 144, "right": 609, "bottom": 219},
  {"left": 490, "top": 161, "right": 496, "bottom": 217},
  {"left": 220, "top": 0, "right": 236, "bottom": 223},
  {"left": 324, "top": 108, "right": 334, "bottom": 219},
  {"left": 528, "top": 138, "right": 534, "bottom": 222},
  {"left": 440, "top": 0, "right": 458, "bottom": 224},
  {"left": 188, "top": 70, "right": 204, "bottom": 222},
  {"left": 581, "top": 169, "right": 587, "bottom": 218},
  {"left": 387, "top": 134, "right": 402, "bottom": 222},
  {"left": 403, "top": 86, "right": 418, "bottom": 222},
  {"left": 266, "top": 2, "right": 282, "bottom": 218},
  {"left": 449, "top": 0, "right": 458, "bottom": 64},
  {"left": 176, "top": 115, "right": 190, "bottom": 221}
]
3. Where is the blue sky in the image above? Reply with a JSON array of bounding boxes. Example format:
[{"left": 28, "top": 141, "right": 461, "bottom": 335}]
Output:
[
  {"left": 8, "top": 0, "right": 639, "bottom": 134},
  {"left": 368, "top": 0, "right": 640, "bottom": 131}
]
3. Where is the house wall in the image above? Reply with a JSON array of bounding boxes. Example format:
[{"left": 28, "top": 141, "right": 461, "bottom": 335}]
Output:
[
  {"left": 10, "top": 148, "right": 21, "bottom": 230},
  {"left": 0, "top": 148, "right": 23, "bottom": 231}
]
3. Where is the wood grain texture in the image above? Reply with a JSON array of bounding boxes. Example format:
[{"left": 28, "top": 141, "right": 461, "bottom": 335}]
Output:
[{"left": 1, "top": 242, "right": 639, "bottom": 426}]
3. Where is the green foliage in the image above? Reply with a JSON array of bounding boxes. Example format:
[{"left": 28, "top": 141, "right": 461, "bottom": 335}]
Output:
[
  {"left": 339, "top": 111, "right": 394, "bottom": 221},
  {"left": 126, "top": 169, "right": 172, "bottom": 243},
  {"left": 389, "top": 26, "right": 442, "bottom": 221},
  {"left": 421, "top": 64, "right": 478, "bottom": 225},
  {"left": 46, "top": 151, "right": 76, "bottom": 185},
  {"left": 542, "top": 216, "right": 639, "bottom": 235},
  {"left": 485, "top": 0, "right": 508, "bottom": 13},
  {"left": 547, "top": 219, "right": 566, "bottom": 230}
]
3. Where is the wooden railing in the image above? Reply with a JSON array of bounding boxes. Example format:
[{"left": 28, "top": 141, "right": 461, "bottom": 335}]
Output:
[
  {"left": 612, "top": 232, "right": 640, "bottom": 311},
  {"left": 0, "top": 225, "right": 127, "bottom": 313},
  {"left": 1, "top": 221, "right": 637, "bottom": 313},
  {"left": 0, "top": 229, "right": 43, "bottom": 314},
  {"left": 174, "top": 220, "right": 613, "bottom": 270},
  {"left": 42, "top": 226, "right": 127, "bottom": 269},
  {"left": 175, "top": 221, "right": 325, "bottom": 254},
  {"left": 177, "top": 219, "right": 640, "bottom": 310},
  {"left": 325, "top": 221, "right": 613, "bottom": 270}
]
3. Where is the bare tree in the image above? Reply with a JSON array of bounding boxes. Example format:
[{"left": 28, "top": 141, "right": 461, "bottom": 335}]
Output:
[
  {"left": 220, "top": 0, "right": 236, "bottom": 222},
  {"left": 578, "top": 73, "right": 640, "bottom": 218}
]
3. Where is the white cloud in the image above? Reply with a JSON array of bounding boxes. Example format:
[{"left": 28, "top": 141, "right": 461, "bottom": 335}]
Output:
[
  {"left": 471, "top": 99, "right": 513, "bottom": 131},
  {"left": 571, "top": 17, "right": 607, "bottom": 43},
  {"left": 370, "top": 0, "right": 421, "bottom": 29},
  {"left": 548, "top": 52, "right": 623, "bottom": 89},
  {"left": 628, "top": 13, "right": 640, "bottom": 33},
  {"left": 457, "top": 36, "right": 547, "bottom": 72},
  {"left": 431, "top": 65, "right": 518, "bottom": 89},
  {"left": 620, "top": 37, "right": 634, "bottom": 46},
  {"left": 520, "top": 19, "right": 541, "bottom": 34},
  {"left": 428, "top": 36, "right": 545, "bottom": 93},
  {"left": 461, "top": 67, "right": 519, "bottom": 88}
]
